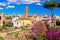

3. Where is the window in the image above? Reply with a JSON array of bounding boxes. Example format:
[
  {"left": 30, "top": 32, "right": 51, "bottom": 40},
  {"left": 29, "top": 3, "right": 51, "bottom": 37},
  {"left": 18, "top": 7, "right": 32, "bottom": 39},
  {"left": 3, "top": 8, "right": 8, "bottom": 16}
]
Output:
[{"left": 17, "top": 22, "right": 18, "bottom": 25}]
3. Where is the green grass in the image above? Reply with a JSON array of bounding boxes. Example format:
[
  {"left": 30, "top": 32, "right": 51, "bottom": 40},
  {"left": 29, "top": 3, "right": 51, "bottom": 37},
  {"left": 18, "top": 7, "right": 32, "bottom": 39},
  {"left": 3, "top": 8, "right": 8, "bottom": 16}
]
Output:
[
  {"left": 20, "top": 27, "right": 26, "bottom": 31},
  {"left": 0, "top": 37, "right": 4, "bottom": 40},
  {"left": 8, "top": 32, "right": 18, "bottom": 37},
  {"left": 37, "top": 36, "right": 45, "bottom": 40},
  {"left": 37, "top": 35, "right": 48, "bottom": 40}
]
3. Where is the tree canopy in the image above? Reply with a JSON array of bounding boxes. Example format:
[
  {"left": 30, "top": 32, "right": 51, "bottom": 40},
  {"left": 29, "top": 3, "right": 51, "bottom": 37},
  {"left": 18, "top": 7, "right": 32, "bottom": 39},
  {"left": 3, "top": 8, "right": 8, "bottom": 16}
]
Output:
[{"left": 43, "top": 1, "right": 60, "bottom": 10}]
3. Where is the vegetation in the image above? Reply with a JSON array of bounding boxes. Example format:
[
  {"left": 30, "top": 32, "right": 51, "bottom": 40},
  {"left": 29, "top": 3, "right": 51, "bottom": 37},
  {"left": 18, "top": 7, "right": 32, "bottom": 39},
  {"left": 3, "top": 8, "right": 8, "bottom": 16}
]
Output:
[
  {"left": 20, "top": 26, "right": 26, "bottom": 31},
  {"left": 0, "top": 21, "right": 13, "bottom": 32},
  {"left": 37, "top": 36, "right": 44, "bottom": 40},
  {"left": 31, "top": 21, "right": 47, "bottom": 36},
  {"left": 0, "top": 26, "right": 3, "bottom": 30},
  {"left": 8, "top": 32, "right": 18, "bottom": 37},
  {"left": 0, "top": 37, "right": 4, "bottom": 40},
  {"left": 43, "top": 0, "right": 60, "bottom": 12},
  {"left": 3, "top": 21, "right": 13, "bottom": 27},
  {"left": 0, "top": 0, "right": 60, "bottom": 40},
  {"left": 43, "top": 0, "right": 60, "bottom": 27},
  {"left": 6, "top": 16, "right": 12, "bottom": 19},
  {"left": 43, "top": 1, "right": 57, "bottom": 14},
  {"left": 44, "top": 22, "right": 49, "bottom": 30},
  {"left": 31, "top": 21, "right": 60, "bottom": 40},
  {"left": 57, "top": 2, "right": 60, "bottom": 7},
  {"left": 43, "top": 0, "right": 60, "bottom": 14},
  {"left": 56, "top": 19, "right": 60, "bottom": 26},
  {"left": 46, "top": 27, "right": 59, "bottom": 40}
]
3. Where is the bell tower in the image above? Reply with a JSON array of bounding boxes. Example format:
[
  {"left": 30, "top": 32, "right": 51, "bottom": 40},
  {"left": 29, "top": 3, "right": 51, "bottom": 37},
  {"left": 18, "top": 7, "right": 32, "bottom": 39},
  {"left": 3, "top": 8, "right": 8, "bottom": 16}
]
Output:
[{"left": 25, "top": 6, "right": 28, "bottom": 18}]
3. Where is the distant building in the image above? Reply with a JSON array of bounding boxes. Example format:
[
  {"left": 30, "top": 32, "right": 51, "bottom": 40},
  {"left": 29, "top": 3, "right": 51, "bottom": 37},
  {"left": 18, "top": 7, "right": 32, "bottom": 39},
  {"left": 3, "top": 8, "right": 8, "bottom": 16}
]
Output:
[
  {"left": 22, "top": 6, "right": 28, "bottom": 18},
  {"left": 20, "top": 18, "right": 32, "bottom": 26},
  {"left": 0, "top": 12, "right": 6, "bottom": 27},
  {"left": 56, "top": 16, "right": 60, "bottom": 21},
  {"left": 41, "top": 14, "right": 52, "bottom": 27},
  {"left": 25, "top": 6, "right": 28, "bottom": 18},
  {"left": 41, "top": 14, "right": 50, "bottom": 23},
  {"left": 36, "top": 16, "right": 41, "bottom": 21},
  {"left": 12, "top": 15, "right": 20, "bottom": 27},
  {"left": 41, "top": 14, "right": 56, "bottom": 27}
]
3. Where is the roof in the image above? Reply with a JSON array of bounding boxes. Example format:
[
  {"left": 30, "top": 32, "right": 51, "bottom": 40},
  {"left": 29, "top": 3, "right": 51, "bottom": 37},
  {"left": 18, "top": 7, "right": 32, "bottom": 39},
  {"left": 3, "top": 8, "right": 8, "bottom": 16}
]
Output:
[{"left": 20, "top": 17, "right": 31, "bottom": 20}]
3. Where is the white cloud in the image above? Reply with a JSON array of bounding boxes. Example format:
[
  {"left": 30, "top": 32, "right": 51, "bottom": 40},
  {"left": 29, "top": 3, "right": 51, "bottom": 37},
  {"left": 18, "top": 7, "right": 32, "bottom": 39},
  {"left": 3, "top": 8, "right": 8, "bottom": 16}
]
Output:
[
  {"left": 22, "top": 0, "right": 40, "bottom": 4},
  {"left": 0, "top": 2, "right": 6, "bottom": 6},
  {"left": 7, "top": 0, "right": 21, "bottom": 4},
  {"left": 48, "top": 0, "right": 50, "bottom": 1},
  {"left": 7, "top": 0, "right": 41, "bottom": 4},
  {"left": 6, "top": 5, "right": 15, "bottom": 8},
  {"left": 7, "top": 0, "right": 17, "bottom": 3},
  {"left": 41, "top": 1, "right": 45, "bottom": 3},
  {"left": 6, "top": 0, "right": 49, "bottom": 5},
  {"left": 36, "top": 3, "right": 41, "bottom": 5},
  {"left": 0, "top": 7, "right": 3, "bottom": 10},
  {"left": 0, "top": 0, "right": 49, "bottom": 7}
]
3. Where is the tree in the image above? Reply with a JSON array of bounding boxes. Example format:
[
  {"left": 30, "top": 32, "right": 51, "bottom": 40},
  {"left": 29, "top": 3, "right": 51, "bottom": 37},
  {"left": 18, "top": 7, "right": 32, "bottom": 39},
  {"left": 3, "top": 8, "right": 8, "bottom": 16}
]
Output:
[
  {"left": 57, "top": 2, "right": 60, "bottom": 7},
  {"left": 43, "top": 1, "right": 58, "bottom": 14},
  {"left": 3, "top": 21, "right": 13, "bottom": 27},
  {"left": 31, "top": 21, "right": 47, "bottom": 36},
  {"left": 6, "top": 16, "right": 12, "bottom": 20},
  {"left": 43, "top": 0, "right": 60, "bottom": 27},
  {"left": 56, "top": 19, "right": 60, "bottom": 26},
  {"left": 43, "top": 0, "right": 60, "bottom": 13}
]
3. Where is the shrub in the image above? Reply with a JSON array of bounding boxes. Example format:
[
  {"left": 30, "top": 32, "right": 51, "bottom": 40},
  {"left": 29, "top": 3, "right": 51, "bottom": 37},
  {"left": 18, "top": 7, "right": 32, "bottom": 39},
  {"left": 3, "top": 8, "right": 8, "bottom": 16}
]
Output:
[
  {"left": 3, "top": 21, "right": 13, "bottom": 27},
  {"left": 46, "top": 27, "right": 59, "bottom": 40},
  {"left": 0, "top": 37, "right": 4, "bottom": 40},
  {"left": 31, "top": 21, "right": 47, "bottom": 36}
]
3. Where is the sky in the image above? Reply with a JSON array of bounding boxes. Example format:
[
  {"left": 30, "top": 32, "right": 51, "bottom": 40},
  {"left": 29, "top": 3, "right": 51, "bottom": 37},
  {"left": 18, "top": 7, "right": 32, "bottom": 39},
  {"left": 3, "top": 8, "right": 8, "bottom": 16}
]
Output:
[{"left": 0, "top": 0, "right": 60, "bottom": 16}]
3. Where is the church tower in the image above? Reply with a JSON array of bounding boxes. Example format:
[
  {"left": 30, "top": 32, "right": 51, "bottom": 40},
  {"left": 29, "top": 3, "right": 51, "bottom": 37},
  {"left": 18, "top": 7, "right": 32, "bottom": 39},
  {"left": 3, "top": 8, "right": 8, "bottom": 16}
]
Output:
[{"left": 25, "top": 6, "right": 28, "bottom": 18}]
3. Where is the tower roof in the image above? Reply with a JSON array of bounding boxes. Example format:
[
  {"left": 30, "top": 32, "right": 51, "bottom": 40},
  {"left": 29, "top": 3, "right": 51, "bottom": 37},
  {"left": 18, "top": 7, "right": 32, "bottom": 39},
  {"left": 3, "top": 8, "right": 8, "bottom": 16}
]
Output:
[{"left": 26, "top": 6, "right": 28, "bottom": 8}]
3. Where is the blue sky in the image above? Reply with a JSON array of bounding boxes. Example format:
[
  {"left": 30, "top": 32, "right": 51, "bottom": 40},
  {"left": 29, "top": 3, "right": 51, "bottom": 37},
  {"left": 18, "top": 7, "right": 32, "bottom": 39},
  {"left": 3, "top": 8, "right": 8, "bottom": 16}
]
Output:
[{"left": 0, "top": 0, "right": 60, "bottom": 16}]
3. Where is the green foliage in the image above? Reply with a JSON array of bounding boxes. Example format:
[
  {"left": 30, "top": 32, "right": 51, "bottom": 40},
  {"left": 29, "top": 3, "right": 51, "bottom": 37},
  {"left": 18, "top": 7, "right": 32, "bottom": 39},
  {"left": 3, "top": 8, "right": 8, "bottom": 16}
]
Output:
[
  {"left": 57, "top": 26, "right": 60, "bottom": 30},
  {"left": 57, "top": 2, "right": 60, "bottom": 7},
  {"left": 3, "top": 21, "right": 13, "bottom": 27},
  {"left": 6, "top": 16, "right": 12, "bottom": 19},
  {"left": 56, "top": 19, "right": 60, "bottom": 26},
  {"left": 3, "top": 27, "right": 8, "bottom": 31},
  {"left": 37, "top": 35, "right": 47, "bottom": 40},
  {"left": 13, "top": 32, "right": 18, "bottom": 37},
  {"left": 37, "top": 36, "right": 43, "bottom": 40},
  {"left": 20, "top": 26, "right": 26, "bottom": 31},
  {"left": 8, "top": 32, "right": 18, "bottom": 37},
  {"left": 44, "top": 22, "right": 49, "bottom": 30},
  {"left": 43, "top": 1, "right": 60, "bottom": 9},
  {"left": 43, "top": 1, "right": 60, "bottom": 14},
  {"left": 43, "top": 1, "right": 57, "bottom": 9},
  {"left": 0, "top": 37, "right": 4, "bottom": 40},
  {"left": 0, "top": 26, "right": 3, "bottom": 29}
]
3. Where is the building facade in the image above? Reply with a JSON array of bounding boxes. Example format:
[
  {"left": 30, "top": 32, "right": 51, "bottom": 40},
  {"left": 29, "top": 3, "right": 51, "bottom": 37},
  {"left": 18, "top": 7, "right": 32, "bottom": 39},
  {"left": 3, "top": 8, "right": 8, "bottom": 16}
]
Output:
[
  {"left": 12, "top": 15, "right": 20, "bottom": 27},
  {"left": 20, "top": 18, "right": 32, "bottom": 26},
  {"left": 0, "top": 13, "right": 6, "bottom": 27},
  {"left": 41, "top": 14, "right": 50, "bottom": 23}
]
